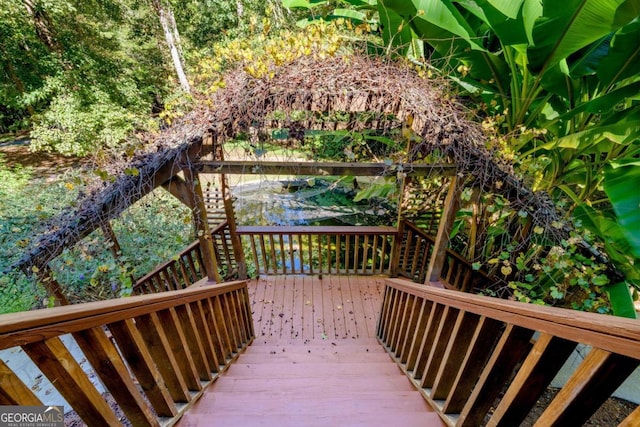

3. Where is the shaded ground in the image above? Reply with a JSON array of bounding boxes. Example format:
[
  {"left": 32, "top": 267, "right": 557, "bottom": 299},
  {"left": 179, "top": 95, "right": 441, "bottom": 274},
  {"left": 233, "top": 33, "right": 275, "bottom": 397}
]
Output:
[
  {"left": 522, "top": 388, "right": 635, "bottom": 426},
  {"left": 0, "top": 138, "right": 85, "bottom": 178}
]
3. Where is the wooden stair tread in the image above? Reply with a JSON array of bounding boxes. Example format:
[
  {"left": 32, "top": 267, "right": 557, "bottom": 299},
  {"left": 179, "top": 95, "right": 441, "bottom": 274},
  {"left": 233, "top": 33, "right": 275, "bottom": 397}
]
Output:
[
  {"left": 178, "top": 411, "right": 444, "bottom": 427},
  {"left": 206, "top": 376, "right": 419, "bottom": 393},
  {"left": 188, "top": 391, "right": 433, "bottom": 413},
  {"left": 223, "top": 361, "right": 402, "bottom": 377},
  {"left": 177, "top": 338, "right": 443, "bottom": 427},
  {"left": 237, "top": 352, "right": 391, "bottom": 363}
]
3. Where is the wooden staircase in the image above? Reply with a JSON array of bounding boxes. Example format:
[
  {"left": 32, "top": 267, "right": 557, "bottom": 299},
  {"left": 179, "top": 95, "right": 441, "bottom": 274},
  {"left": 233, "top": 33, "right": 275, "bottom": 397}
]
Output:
[{"left": 177, "top": 338, "right": 444, "bottom": 426}]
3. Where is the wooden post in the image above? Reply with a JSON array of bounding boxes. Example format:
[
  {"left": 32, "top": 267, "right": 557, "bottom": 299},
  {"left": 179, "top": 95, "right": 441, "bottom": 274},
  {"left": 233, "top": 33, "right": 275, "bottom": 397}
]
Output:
[
  {"left": 100, "top": 221, "right": 137, "bottom": 292},
  {"left": 220, "top": 173, "right": 247, "bottom": 279},
  {"left": 182, "top": 168, "right": 221, "bottom": 283},
  {"left": 389, "top": 219, "right": 405, "bottom": 278},
  {"left": 426, "top": 175, "right": 463, "bottom": 285},
  {"left": 38, "top": 265, "right": 70, "bottom": 306}
]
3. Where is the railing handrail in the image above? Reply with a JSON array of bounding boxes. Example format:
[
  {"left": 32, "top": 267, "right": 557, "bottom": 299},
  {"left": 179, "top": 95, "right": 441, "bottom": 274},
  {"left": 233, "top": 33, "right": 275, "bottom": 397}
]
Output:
[
  {"left": 386, "top": 278, "right": 640, "bottom": 358},
  {"left": 134, "top": 221, "right": 229, "bottom": 286},
  {"left": 237, "top": 225, "right": 398, "bottom": 235},
  {"left": 402, "top": 221, "right": 435, "bottom": 242},
  {"left": 0, "top": 280, "right": 246, "bottom": 348}
]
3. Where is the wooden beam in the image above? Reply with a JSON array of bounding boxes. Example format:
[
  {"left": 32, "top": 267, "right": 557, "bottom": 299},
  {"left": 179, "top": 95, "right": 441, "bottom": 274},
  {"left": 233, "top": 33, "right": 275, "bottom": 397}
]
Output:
[
  {"left": 183, "top": 168, "right": 221, "bottom": 282},
  {"left": 162, "top": 175, "right": 194, "bottom": 209},
  {"left": 199, "top": 160, "right": 456, "bottom": 176},
  {"left": 426, "top": 175, "right": 463, "bottom": 284},
  {"left": 14, "top": 138, "right": 205, "bottom": 274},
  {"left": 220, "top": 173, "right": 247, "bottom": 279}
]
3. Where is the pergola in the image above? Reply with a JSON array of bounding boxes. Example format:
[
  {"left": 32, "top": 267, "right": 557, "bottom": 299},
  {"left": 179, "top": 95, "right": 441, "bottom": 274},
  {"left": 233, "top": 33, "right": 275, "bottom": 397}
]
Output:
[{"left": 10, "top": 54, "right": 574, "bottom": 304}]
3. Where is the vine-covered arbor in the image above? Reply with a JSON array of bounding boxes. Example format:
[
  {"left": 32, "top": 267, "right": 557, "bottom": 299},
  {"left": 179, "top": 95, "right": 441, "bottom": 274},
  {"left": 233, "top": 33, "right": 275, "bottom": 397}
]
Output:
[{"left": 2, "top": 55, "right": 638, "bottom": 427}]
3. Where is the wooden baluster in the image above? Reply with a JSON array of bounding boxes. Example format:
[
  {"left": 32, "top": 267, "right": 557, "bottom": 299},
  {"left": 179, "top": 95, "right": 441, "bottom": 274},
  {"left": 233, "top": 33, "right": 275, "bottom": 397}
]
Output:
[
  {"left": 457, "top": 325, "right": 534, "bottom": 427},
  {"left": 185, "top": 251, "right": 199, "bottom": 281},
  {"left": 345, "top": 234, "right": 352, "bottom": 274},
  {"left": 401, "top": 229, "right": 413, "bottom": 274},
  {"left": 487, "top": 333, "right": 577, "bottom": 427},
  {"left": 227, "top": 290, "right": 246, "bottom": 345},
  {"left": 289, "top": 234, "right": 295, "bottom": 274},
  {"left": 372, "top": 234, "right": 380, "bottom": 275},
  {"left": 419, "top": 306, "right": 460, "bottom": 388},
  {"left": 178, "top": 256, "right": 192, "bottom": 285},
  {"left": 413, "top": 303, "right": 445, "bottom": 381},
  {"left": 190, "top": 301, "right": 221, "bottom": 373},
  {"left": 108, "top": 319, "right": 178, "bottom": 417},
  {"left": 259, "top": 235, "right": 268, "bottom": 275},
  {"left": 307, "top": 234, "right": 313, "bottom": 274},
  {"left": 317, "top": 234, "right": 324, "bottom": 274},
  {"left": 0, "top": 359, "right": 42, "bottom": 405},
  {"left": 361, "top": 235, "right": 370, "bottom": 274},
  {"left": 353, "top": 235, "right": 360, "bottom": 273},
  {"left": 23, "top": 337, "right": 121, "bottom": 426},
  {"left": 221, "top": 293, "right": 242, "bottom": 349},
  {"left": 620, "top": 405, "right": 640, "bottom": 427},
  {"left": 212, "top": 296, "right": 234, "bottom": 360},
  {"left": 405, "top": 300, "right": 432, "bottom": 372},
  {"left": 277, "top": 234, "right": 286, "bottom": 274},
  {"left": 202, "top": 298, "right": 228, "bottom": 367},
  {"left": 73, "top": 327, "right": 159, "bottom": 426},
  {"left": 399, "top": 294, "right": 425, "bottom": 364},
  {"left": 156, "top": 308, "right": 202, "bottom": 390},
  {"left": 298, "top": 234, "right": 306, "bottom": 274},
  {"left": 443, "top": 316, "right": 503, "bottom": 413},
  {"left": 267, "top": 235, "right": 277, "bottom": 274},
  {"left": 168, "top": 264, "right": 182, "bottom": 289},
  {"left": 534, "top": 348, "right": 639, "bottom": 427},
  {"left": 387, "top": 289, "right": 405, "bottom": 348},
  {"left": 410, "top": 238, "right": 423, "bottom": 280},
  {"left": 380, "top": 287, "right": 399, "bottom": 344},
  {"left": 335, "top": 235, "right": 341, "bottom": 274},
  {"left": 419, "top": 237, "right": 432, "bottom": 283},
  {"left": 392, "top": 294, "right": 415, "bottom": 357},
  {"left": 376, "top": 285, "right": 393, "bottom": 339},
  {"left": 248, "top": 234, "right": 259, "bottom": 275},
  {"left": 174, "top": 305, "right": 212, "bottom": 381},
  {"left": 431, "top": 311, "right": 480, "bottom": 399},
  {"left": 134, "top": 313, "right": 191, "bottom": 402}
]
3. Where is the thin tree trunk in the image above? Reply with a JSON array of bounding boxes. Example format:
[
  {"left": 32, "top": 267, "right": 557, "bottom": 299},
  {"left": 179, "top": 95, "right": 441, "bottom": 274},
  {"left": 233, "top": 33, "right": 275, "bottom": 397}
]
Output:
[
  {"left": 152, "top": 0, "right": 190, "bottom": 93},
  {"left": 23, "top": 0, "right": 61, "bottom": 54},
  {"left": 236, "top": 0, "right": 244, "bottom": 21}
]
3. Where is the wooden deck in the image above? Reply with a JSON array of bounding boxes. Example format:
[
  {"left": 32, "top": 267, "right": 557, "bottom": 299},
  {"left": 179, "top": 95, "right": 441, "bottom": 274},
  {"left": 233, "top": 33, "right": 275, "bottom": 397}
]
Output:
[
  {"left": 248, "top": 275, "right": 385, "bottom": 342},
  {"left": 177, "top": 275, "right": 444, "bottom": 426}
]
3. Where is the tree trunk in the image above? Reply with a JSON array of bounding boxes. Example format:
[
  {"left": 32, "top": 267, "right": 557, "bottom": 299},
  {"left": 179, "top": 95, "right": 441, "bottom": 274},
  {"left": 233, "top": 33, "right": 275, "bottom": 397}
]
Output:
[
  {"left": 152, "top": 0, "right": 190, "bottom": 93},
  {"left": 236, "top": 0, "right": 244, "bottom": 20},
  {"left": 23, "top": 0, "right": 62, "bottom": 55}
]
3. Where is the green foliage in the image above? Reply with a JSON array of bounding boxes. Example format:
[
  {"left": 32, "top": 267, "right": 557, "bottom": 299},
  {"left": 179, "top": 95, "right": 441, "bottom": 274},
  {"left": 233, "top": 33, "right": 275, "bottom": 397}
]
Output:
[{"left": 0, "top": 153, "right": 193, "bottom": 311}]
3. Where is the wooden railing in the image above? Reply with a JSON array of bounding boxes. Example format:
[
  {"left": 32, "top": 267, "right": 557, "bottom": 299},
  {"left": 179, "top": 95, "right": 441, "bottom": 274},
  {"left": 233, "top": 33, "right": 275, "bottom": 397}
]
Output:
[
  {"left": 395, "top": 221, "right": 495, "bottom": 291},
  {"left": 134, "top": 222, "right": 236, "bottom": 294},
  {"left": 377, "top": 278, "right": 640, "bottom": 427},
  {"left": 237, "top": 226, "right": 397, "bottom": 276},
  {"left": 0, "top": 280, "right": 254, "bottom": 426},
  {"left": 396, "top": 221, "right": 435, "bottom": 283}
]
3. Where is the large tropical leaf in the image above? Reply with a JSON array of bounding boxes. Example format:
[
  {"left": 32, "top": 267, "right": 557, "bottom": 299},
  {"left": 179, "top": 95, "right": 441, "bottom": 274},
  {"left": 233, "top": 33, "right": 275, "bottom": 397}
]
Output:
[
  {"left": 528, "top": 0, "right": 639, "bottom": 75},
  {"left": 597, "top": 19, "right": 640, "bottom": 87},
  {"left": 604, "top": 160, "right": 640, "bottom": 258}
]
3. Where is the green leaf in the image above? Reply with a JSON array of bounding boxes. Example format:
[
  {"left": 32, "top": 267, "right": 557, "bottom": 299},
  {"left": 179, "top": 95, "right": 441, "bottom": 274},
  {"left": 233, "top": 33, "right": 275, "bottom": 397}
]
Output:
[
  {"left": 332, "top": 8, "right": 368, "bottom": 22},
  {"left": 597, "top": 19, "right": 640, "bottom": 87},
  {"left": 605, "top": 282, "right": 637, "bottom": 318},
  {"left": 604, "top": 161, "right": 640, "bottom": 258},
  {"left": 528, "top": 0, "right": 637, "bottom": 75}
]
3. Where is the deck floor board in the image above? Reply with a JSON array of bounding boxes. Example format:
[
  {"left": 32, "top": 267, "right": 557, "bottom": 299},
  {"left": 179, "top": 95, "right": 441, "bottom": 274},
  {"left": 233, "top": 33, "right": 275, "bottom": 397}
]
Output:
[{"left": 249, "top": 275, "right": 385, "bottom": 341}]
